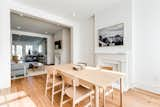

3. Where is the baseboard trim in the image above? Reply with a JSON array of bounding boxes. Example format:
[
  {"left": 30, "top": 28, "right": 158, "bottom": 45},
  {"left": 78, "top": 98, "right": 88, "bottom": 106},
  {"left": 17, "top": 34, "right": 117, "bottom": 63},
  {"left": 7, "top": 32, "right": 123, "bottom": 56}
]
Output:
[
  {"left": 131, "top": 81, "right": 160, "bottom": 94},
  {"left": 132, "top": 88, "right": 160, "bottom": 96}
]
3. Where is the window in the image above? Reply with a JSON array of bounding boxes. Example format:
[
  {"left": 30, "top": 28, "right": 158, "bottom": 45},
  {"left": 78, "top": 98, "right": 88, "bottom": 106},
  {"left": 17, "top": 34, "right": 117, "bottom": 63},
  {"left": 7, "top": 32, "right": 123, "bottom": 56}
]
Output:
[
  {"left": 16, "top": 45, "right": 22, "bottom": 59},
  {"left": 12, "top": 45, "right": 15, "bottom": 55},
  {"left": 26, "top": 45, "right": 33, "bottom": 55},
  {"left": 38, "top": 45, "right": 42, "bottom": 53}
]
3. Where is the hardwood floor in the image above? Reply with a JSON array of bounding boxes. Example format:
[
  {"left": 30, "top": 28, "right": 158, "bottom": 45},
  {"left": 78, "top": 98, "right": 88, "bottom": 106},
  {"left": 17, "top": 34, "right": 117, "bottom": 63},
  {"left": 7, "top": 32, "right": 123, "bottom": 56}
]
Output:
[{"left": 0, "top": 75, "right": 160, "bottom": 107}]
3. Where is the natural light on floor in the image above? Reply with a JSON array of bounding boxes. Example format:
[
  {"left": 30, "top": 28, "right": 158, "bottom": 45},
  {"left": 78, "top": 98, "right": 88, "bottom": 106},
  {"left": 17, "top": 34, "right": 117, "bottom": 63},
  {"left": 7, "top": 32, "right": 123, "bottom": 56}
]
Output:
[{"left": 0, "top": 91, "right": 36, "bottom": 107}]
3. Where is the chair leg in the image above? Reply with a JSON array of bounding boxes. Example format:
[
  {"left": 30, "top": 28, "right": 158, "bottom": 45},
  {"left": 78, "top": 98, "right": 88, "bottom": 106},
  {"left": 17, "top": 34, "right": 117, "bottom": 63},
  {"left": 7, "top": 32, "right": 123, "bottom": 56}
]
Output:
[
  {"left": 60, "top": 95, "right": 63, "bottom": 107},
  {"left": 90, "top": 93, "right": 92, "bottom": 107},
  {"left": 45, "top": 75, "right": 49, "bottom": 96},
  {"left": 45, "top": 81, "right": 48, "bottom": 96},
  {"left": 45, "top": 88, "right": 47, "bottom": 96},
  {"left": 103, "top": 89, "right": 106, "bottom": 107},
  {"left": 60, "top": 82, "right": 64, "bottom": 107},
  {"left": 72, "top": 93, "right": 76, "bottom": 107},
  {"left": 51, "top": 86, "right": 55, "bottom": 104},
  {"left": 111, "top": 92, "right": 114, "bottom": 100},
  {"left": 72, "top": 102, "right": 75, "bottom": 107}
]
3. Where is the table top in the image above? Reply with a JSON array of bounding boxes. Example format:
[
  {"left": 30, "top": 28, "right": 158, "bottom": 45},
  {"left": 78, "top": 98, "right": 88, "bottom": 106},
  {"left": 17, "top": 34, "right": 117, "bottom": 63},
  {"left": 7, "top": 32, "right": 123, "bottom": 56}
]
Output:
[{"left": 54, "top": 64, "right": 125, "bottom": 88}]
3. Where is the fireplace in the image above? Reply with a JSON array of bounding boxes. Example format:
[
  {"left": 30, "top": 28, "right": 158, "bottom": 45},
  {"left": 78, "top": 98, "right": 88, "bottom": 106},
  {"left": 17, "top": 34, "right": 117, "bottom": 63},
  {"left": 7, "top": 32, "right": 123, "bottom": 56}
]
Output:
[
  {"left": 95, "top": 53, "right": 129, "bottom": 91},
  {"left": 55, "top": 53, "right": 61, "bottom": 65}
]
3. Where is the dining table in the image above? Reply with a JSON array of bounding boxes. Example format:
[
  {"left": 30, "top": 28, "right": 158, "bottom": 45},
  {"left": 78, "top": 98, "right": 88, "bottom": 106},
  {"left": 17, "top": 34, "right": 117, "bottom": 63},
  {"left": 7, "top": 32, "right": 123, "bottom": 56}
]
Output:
[{"left": 53, "top": 64, "right": 125, "bottom": 107}]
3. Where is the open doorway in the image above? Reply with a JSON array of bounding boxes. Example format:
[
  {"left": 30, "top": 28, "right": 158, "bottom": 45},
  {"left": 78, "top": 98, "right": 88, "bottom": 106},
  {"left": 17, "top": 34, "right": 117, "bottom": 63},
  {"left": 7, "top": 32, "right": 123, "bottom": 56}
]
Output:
[{"left": 10, "top": 12, "right": 71, "bottom": 79}]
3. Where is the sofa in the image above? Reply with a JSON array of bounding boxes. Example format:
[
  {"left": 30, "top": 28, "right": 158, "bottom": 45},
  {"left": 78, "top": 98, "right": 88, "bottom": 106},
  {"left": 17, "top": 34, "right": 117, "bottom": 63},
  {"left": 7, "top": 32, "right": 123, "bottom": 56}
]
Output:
[{"left": 11, "top": 62, "right": 29, "bottom": 78}]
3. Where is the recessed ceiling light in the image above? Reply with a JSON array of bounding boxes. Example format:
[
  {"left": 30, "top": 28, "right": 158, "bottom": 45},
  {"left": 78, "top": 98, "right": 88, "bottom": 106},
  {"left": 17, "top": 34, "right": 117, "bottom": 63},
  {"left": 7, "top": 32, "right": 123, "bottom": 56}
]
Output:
[{"left": 16, "top": 26, "right": 21, "bottom": 30}]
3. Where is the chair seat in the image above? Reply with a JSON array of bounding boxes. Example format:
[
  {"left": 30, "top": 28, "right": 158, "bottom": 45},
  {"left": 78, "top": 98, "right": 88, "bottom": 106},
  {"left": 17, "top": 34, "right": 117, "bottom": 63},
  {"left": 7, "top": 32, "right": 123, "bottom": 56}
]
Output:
[{"left": 65, "top": 85, "right": 93, "bottom": 102}]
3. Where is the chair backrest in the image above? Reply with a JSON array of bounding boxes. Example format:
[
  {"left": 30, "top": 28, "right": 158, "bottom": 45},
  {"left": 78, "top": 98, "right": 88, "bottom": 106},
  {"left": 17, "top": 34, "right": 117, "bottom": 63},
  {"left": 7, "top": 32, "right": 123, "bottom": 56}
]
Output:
[
  {"left": 61, "top": 72, "right": 79, "bottom": 87},
  {"left": 45, "top": 65, "right": 57, "bottom": 82},
  {"left": 60, "top": 72, "right": 79, "bottom": 100},
  {"left": 45, "top": 65, "right": 57, "bottom": 74},
  {"left": 78, "top": 62, "right": 87, "bottom": 66}
]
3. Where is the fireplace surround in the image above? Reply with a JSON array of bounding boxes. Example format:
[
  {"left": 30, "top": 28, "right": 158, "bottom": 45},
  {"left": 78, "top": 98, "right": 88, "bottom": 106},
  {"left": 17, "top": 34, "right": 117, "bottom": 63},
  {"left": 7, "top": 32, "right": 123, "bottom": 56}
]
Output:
[{"left": 95, "top": 53, "right": 129, "bottom": 91}]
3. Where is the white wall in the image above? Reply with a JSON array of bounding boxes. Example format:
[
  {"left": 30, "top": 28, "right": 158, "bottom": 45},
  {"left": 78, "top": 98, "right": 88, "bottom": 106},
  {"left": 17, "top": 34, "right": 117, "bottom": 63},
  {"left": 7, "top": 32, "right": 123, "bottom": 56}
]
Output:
[
  {"left": 78, "top": 17, "right": 95, "bottom": 66},
  {"left": 94, "top": 0, "right": 160, "bottom": 93},
  {"left": 54, "top": 30, "right": 63, "bottom": 42},
  {"left": 0, "top": 0, "right": 11, "bottom": 89},
  {"left": 95, "top": 0, "right": 132, "bottom": 54},
  {"left": 133, "top": 0, "right": 160, "bottom": 93},
  {"left": 53, "top": 18, "right": 94, "bottom": 66},
  {"left": 62, "top": 29, "right": 71, "bottom": 63},
  {"left": 94, "top": 0, "right": 133, "bottom": 89},
  {"left": 12, "top": 30, "right": 54, "bottom": 64},
  {"left": 54, "top": 29, "right": 71, "bottom": 64}
]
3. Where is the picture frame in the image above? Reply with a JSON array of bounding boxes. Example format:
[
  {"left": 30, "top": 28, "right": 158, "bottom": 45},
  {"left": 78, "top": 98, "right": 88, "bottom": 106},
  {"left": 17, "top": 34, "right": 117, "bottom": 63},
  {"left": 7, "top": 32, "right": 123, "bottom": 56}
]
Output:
[{"left": 98, "top": 23, "right": 124, "bottom": 47}]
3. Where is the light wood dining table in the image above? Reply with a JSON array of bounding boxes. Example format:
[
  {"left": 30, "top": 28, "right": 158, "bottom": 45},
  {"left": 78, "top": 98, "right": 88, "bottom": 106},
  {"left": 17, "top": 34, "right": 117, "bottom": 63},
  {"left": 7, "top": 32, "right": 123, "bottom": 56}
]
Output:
[{"left": 53, "top": 64, "right": 125, "bottom": 107}]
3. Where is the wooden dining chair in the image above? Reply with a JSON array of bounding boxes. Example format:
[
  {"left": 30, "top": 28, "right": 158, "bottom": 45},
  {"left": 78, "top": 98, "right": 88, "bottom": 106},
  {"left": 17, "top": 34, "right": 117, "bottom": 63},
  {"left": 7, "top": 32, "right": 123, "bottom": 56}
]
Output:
[
  {"left": 45, "top": 66, "right": 62, "bottom": 104},
  {"left": 60, "top": 73, "right": 93, "bottom": 107},
  {"left": 101, "top": 66, "right": 114, "bottom": 106}
]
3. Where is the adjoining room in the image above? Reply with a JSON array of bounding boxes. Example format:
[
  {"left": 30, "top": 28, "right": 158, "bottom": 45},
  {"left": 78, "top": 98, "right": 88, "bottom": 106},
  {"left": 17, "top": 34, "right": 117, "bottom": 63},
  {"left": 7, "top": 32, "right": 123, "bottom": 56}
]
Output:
[{"left": 10, "top": 12, "right": 71, "bottom": 79}]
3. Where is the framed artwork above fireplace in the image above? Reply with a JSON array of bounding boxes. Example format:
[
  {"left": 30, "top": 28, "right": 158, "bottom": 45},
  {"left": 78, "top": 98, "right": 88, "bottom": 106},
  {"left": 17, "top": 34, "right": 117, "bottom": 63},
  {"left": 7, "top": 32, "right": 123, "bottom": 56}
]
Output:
[{"left": 98, "top": 23, "right": 124, "bottom": 47}]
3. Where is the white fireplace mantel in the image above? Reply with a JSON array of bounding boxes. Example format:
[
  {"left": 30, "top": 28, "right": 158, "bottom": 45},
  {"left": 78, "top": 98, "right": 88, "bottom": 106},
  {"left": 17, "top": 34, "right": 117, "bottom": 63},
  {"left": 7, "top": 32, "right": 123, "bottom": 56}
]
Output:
[
  {"left": 95, "top": 53, "right": 129, "bottom": 91},
  {"left": 95, "top": 53, "right": 128, "bottom": 62}
]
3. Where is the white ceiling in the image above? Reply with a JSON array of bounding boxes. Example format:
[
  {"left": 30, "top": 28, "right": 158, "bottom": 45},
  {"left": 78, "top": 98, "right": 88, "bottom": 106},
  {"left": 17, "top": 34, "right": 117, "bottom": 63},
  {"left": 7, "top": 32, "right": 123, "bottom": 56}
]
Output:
[
  {"left": 13, "top": 0, "right": 121, "bottom": 19},
  {"left": 11, "top": 13, "right": 66, "bottom": 35}
]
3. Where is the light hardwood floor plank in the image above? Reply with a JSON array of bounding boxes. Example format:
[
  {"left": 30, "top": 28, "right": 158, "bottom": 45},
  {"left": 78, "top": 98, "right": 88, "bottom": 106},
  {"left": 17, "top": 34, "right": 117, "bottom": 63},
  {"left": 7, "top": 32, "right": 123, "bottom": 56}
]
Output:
[{"left": 0, "top": 75, "right": 160, "bottom": 107}]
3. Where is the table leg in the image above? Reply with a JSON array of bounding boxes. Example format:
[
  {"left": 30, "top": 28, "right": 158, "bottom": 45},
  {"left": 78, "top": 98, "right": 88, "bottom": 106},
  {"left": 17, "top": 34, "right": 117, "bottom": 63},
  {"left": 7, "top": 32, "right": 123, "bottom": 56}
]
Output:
[
  {"left": 120, "top": 78, "right": 123, "bottom": 107},
  {"left": 95, "top": 86, "right": 99, "bottom": 107},
  {"left": 103, "top": 88, "right": 106, "bottom": 107}
]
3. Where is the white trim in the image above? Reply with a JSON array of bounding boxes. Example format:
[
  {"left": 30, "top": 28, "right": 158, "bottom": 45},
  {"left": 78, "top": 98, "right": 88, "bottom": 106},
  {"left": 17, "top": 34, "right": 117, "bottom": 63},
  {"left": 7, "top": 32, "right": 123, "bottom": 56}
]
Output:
[
  {"left": 11, "top": 30, "right": 51, "bottom": 38},
  {"left": 132, "top": 81, "right": 160, "bottom": 94}
]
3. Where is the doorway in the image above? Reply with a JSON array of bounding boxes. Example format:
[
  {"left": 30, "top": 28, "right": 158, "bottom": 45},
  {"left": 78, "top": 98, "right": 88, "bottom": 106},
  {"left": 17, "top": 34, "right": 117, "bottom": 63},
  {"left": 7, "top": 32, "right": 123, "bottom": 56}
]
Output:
[{"left": 10, "top": 11, "right": 72, "bottom": 79}]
